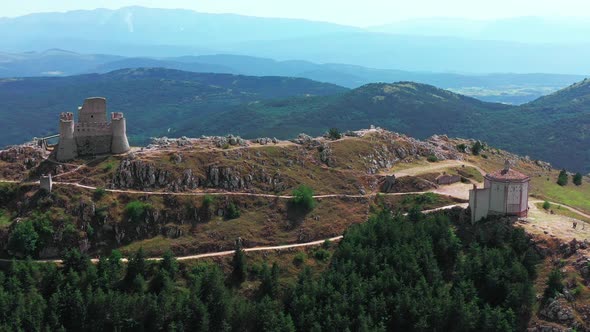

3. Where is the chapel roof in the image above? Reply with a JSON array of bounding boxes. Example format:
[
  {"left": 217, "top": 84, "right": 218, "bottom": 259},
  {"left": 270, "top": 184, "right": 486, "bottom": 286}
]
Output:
[{"left": 485, "top": 161, "right": 530, "bottom": 182}]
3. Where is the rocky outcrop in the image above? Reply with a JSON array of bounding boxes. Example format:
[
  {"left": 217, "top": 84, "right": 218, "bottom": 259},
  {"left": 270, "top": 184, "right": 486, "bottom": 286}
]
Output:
[
  {"left": 0, "top": 146, "right": 46, "bottom": 180},
  {"left": 381, "top": 175, "right": 396, "bottom": 193},
  {"left": 206, "top": 165, "right": 251, "bottom": 190},
  {"left": 318, "top": 143, "right": 334, "bottom": 167},
  {"left": 539, "top": 299, "right": 576, "bottom": 327},
  {"left": 112, "top": 159, "right": 173, "bottom": 190},
  {"left": 379, "top": 175, "right": 436, "bottom": 193},
  {"left": 253, "top": 137, "right": 278, "bottom": 145},
  {"left": 211, "top": 135, "right": 247, "bottom": 148}
]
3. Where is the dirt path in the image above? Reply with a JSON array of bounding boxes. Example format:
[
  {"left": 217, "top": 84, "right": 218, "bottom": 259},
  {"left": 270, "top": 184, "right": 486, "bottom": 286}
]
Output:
[
  {"left": 519, "top": 199, "right": 590, "bottom": 241},
  {"left": 0, "top": 202, "right": 465, "bottom": 264},
  {"left": 390, "top": 159, "right": 486, "bottom": 178},
  {"left": 538, "top": 200, "right": 590, "bottom": 220},
  {"left": 0, "top": 178, "right": 458, "bottom": 200}
]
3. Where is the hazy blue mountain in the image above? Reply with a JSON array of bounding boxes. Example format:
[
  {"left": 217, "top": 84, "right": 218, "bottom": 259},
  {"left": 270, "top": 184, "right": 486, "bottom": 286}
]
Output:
[
  {"left": 2, "top": 8, "right": 590, "bottom": 74},
  {"left": 94, "top": 57, "right": 236, "bottom": 74},
  {"left": 0, "top": 49, "right": 122, "bottom": 77},
  {"left": 0, "top": 50, "right": 585, "bottom": 104},
  {"left": 0, "top": 6, "right": 358, "bottom": 50},
  {"left": 222, "top": 32, "right": 590, "bottom": 74},
  {"left": 370, "top": 16, "right": 590, "bottom": 44}
]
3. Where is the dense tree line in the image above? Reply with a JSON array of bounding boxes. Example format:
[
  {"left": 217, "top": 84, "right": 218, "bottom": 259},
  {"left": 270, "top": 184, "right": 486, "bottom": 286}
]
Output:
[
  {"left": 287, "top": 210, "right": 538, "bottom": 331},
  {"left": 0, "top": 207, "right": 539, "bottom": 331}
]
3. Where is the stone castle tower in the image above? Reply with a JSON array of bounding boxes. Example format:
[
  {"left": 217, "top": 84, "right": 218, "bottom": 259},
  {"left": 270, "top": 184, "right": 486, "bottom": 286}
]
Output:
[{"left": 56, "top": 97, "right": 130, "bottom": 161}]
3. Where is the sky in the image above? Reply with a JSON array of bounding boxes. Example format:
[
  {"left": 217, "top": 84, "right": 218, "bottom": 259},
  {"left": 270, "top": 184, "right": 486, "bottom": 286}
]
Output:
[{"left": 3, "top": 0, "right": 590, "bottom": 26}]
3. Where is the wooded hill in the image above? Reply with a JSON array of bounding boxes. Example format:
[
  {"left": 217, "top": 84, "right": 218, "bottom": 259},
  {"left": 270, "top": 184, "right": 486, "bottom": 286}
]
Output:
[{"left": 1, "top": 69, "right": 588, "bottom": 172}]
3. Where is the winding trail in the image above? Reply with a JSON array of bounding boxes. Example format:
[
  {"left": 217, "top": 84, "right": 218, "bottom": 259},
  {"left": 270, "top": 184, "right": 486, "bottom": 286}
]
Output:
[
  {"left": 0, "top": 178, "right": 442, "bottom": 200},
  {"left": 529, "top": 199, "right": 590, "bottom": 220},
  {"left": 0, "top": 175, "right": 467, "bottom": 264},
  {"left": 0, "top": 204, "right": 464, "bottom": 264},
  {"left": 0, "top": 156, "right": 481, "bottom": 264}
]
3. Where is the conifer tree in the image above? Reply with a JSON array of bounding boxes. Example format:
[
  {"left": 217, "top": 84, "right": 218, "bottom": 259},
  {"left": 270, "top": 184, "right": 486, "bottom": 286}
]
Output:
[
  {"left": 557, "top": 169, "right": 568, "bottom": 186},
  {"left": 573, "top": 172, "right": 583, "bottom": 186}
]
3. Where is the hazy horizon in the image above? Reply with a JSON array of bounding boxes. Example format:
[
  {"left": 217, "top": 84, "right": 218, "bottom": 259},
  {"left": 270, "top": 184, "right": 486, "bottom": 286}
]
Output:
[{"left": 3, "top": 0, "right": 590, "bottom": 27}]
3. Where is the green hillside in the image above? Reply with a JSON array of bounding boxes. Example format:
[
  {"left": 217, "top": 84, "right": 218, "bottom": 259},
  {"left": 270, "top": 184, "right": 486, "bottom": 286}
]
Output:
[
  {"left": 175, "top": 82, "right": 508, "bottom": 139},
  {"left": 1, "top": 69, "right": 589, "bottom": 172},
  {"left": 174, "top": 80, "right": 590, "bottom": 173},
  {"left": 0, "top": 68, "right": 347, "bottom": 144}
]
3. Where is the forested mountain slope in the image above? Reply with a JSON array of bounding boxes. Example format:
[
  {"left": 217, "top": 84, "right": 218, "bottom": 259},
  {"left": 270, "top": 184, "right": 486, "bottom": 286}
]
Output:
[
  {"left": 1, "top": 69, "right": 589, "bottom": 172},
  {"left": 174, "top": 80, "right": 590, "bottom": 172},
  {"left": 0, "top": 68, "right": 347, "bottom": 144},
  {"left": 2, "top": 50, "right": 585, "bottom": 104}
]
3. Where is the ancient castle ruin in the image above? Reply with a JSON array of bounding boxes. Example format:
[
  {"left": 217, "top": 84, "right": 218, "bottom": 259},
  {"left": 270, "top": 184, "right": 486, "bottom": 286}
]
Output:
[{"left": 56, "top": 97, "right": 130, "bottom": 161}]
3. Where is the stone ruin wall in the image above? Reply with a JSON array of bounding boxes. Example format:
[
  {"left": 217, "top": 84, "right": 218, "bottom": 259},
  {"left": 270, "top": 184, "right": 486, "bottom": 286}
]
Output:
[{"left": 74, "top": 122, "right": 113, "bottom": 156}]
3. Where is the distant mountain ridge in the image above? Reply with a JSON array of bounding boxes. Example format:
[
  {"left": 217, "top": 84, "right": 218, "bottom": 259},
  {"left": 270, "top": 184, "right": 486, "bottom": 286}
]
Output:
[
  {"left": 1, "top": 7, "right": 590, "bottom": 74},
  {"left": 0, "top": 68, "right": 346, "bottom": 145},
  {"left": 0, "top": 50, "right": 585, "bottom": 104},
  {"left": 0, "top": 6, "right": 358, "bottom": 47},
  {"left": 1, "top": 67, "right": 588, "bottom": 172},
  {"left": 369, "top": 16, "right": 590, "bottom": 44}
]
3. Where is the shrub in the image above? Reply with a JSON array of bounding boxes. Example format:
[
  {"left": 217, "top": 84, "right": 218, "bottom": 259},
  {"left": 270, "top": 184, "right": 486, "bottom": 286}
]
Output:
[
  {"left": 481, "top": 154, "right": 488, "bottom": 159},
  {"left": 62, "top": 222, "right": 80, "bottom": 247},
  {"left": 543, "top": 269, "right": 564, "bottom": 301},
  {"left": 472, "top": 141, "right": 483, "bottom": 156},
  {"left": 0, "top": 183, "right": 17, "bottom": 206},
  {"left": 456, "top": 143, "right": 467, "bottom": 153},
  {"left": 93, "top": 187, "right": 106, "bottom": 200},
  {"left": 542, "top": 201, "right": 551, "bottom": 210},
  {"left": 96, "top": 206, "right": 109, "bottom": 219},
  {"left": 225, "top": 202, "right": 241, "bottom": 220},
  {"left": 199, "top": 195, "right": 216, "bottom": 222},
  {"left": 125, "top": 201, "right": 152, "bottom": 222},
  {"left": 232, "top": 244, "right": 247, "bottom": 284},
  {"left": 8, "top": 221, "right": 39, "bottom": 256},
  {"left": 427, "top": 154, "right": 438, "bottom": 162},
  {"left": 0, "top": 209, "right": 9, "bottom": 226},
  {"left": 203, "top": 195, "right": 215, "bottom": 206},
  {"left": 557, "top": 169, "right": 568, "bottom": 186},
  {"left": 313, "top": 248, "right": 330, "bottom": 262},
  {"left": 327, "top": 128, "right": 342, "bottom": 140},
  {"left": 293, "top": 252, "right": 307, "bottom": 266},
  {"left": 86, "top": 223, "right": 94, "bottom": 237},
  {"left": 415, "top": 193, "right": 437, "bottom": 205},
  {"left": 103, "top": 161, "right": 115, "bottom": 172},
  {"left": 291, "top": 185, "right": 316, "bottom": 212},
  {"left": 573, "top": 172, "right": 583, "bottom": 186}
]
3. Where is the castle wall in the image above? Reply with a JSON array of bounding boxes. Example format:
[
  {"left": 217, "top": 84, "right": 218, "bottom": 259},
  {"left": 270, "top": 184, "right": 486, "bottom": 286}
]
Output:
[
  {"left": 111, "top": 116, "right": 130, "bottom": 154},
  {"left": 75, "top": 135, "right": 112, "bottom": 156},
  {"left": 74, "top": 121, "right": 112, "bottom": 156},
  {"left": 56, "top": 113, "right": 77, "bottom": 161},
  {"left": 78, "top": 97, "right": 107, "bottom": 123},
  {"left": 56, "top": 98, "right": 130, "bottom": 160}
]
